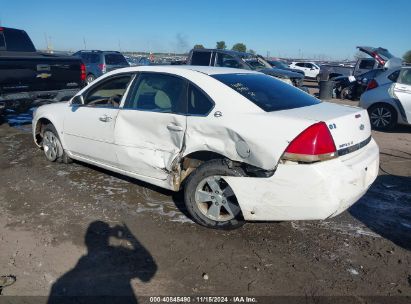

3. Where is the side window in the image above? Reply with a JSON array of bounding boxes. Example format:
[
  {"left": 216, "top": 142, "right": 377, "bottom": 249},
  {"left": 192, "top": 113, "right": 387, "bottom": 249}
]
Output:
[
  {"left": 187, "top": 84, "right": 214, "bottom": 116},
  {"left": 216, "top": 53, "right": 241, "bottom": 69},
  {"left": 388, "top": 70, "right": 400, "bottom": 82},
  {"left": 397, "top": 69, "right": 411, "bottom": 85},
  {"left": 296, "top": 63, "right": 304, "bottom": 67},
  {"left": 191, "top": 51, "right": 212, "bottom": 66},
  {"left": 125, "top": 73, "right": 186, "bottom": 114},
  {"left": 83, "top": 75, "right": 132, "bottom": 107},
  {"left": 305, "top": 63, "right": 313, "bottom": 68},
  {"left": 359, "top": 59, "right": 375, "bottom": 70}
]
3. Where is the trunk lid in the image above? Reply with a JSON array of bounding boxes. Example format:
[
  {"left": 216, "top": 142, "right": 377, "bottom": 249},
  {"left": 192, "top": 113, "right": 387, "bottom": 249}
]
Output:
[
  {"left": 357, "top": 46, "right": 402, "bottom": 69},
  {"left": 274, "top": 102, "right": 372, "bottom": 155}
]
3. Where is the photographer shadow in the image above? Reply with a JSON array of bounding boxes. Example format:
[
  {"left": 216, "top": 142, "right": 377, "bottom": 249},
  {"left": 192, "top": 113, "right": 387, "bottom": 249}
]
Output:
[{"left": 48, "top": 221, "right": 157, "bottom": 304}]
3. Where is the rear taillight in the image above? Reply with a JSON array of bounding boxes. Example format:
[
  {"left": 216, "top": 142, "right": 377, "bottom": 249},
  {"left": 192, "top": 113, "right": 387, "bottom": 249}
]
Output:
[
  {"left": 0, "top": 27, "right": 3, "bottom": 31},
  {"left": 80, "top": 63, "right": 86, "bottom": 81},
  {"left": 98, "top": 63, "right": 106, "bottom": 73},
  {"left": 366, "top": 79, "right": 378, "bottom": 91},
  {"left": 282, "top": 122, "right": 337, "bottom": 163},
  {"left": 371, "top": 52, "right": 385, "bottom": 66}
]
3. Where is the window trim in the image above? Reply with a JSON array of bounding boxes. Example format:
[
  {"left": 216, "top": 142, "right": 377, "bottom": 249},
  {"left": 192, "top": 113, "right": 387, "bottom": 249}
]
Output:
[
  {"left": 122, "top": 71, "right": 215, "bottom": 117},
  {"left": 186, "top": 82, "right": 215, "bottom": 117},
  {"left": 123, "top": 72, "right": 188, "bottom": 115},
  {"left": 79, "top": 73, "right": 135, "bottom": 108}
]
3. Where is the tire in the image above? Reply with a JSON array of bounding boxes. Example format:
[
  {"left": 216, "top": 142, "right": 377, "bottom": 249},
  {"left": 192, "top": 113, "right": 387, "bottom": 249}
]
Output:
[
  {"left": 340, "top": 87, "right": 351, "bottom": 100},
  {"left": 368, "top": 104, "right": 398, "bottom": 131},
  {"left": 42, "top": 124, "right": 72, "bottom": 163},
  {"left": 184, "top": 159, "right": 245, "bottom": 229},
  {"left": 86, "top": 74, "right": 95, "bottom": 84}
]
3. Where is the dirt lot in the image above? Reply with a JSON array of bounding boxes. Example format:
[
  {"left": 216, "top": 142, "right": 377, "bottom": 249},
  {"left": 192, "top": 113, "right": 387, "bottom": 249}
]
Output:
[{"left": 0, "top": 92, "right": 411, "bottom": 302}]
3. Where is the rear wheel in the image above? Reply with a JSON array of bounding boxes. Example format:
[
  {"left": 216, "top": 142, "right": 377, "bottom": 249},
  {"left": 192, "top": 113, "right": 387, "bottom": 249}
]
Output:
[
  {"left": 368, "top": 104, "right": 397, "bottom": 131},
  {"left": 340, "top": 87, "right": 352, "bottom": 100},
  {"left": 184, "top": 159, "right": 245, "bottom": 229}
]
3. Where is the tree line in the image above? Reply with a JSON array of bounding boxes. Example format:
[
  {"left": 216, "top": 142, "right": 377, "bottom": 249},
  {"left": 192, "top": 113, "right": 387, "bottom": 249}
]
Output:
[{"left": 193, "top": 41, "right": 255, "bottom": 54}]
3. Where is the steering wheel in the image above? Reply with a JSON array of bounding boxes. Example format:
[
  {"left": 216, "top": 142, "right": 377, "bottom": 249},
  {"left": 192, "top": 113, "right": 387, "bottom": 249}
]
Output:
[{"left": 108, "top": 94, "right": 122, "bottom": 107}]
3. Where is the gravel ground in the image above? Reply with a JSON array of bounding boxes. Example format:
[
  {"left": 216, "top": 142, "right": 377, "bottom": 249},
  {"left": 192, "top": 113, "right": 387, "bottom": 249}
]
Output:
[{"left": 0, "top": 93, "right": 410, "bottom": 302}]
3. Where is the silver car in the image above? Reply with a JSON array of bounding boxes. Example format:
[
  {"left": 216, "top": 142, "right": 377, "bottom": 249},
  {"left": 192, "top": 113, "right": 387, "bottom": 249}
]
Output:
[{"left": 359, "top": 67, "right": 407, "bottom": 130}]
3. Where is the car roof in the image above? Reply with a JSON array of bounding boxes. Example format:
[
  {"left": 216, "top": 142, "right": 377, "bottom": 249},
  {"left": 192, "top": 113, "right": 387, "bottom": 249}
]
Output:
[{"left": 105, "top": 65, "right": 260, "bottom": 76}]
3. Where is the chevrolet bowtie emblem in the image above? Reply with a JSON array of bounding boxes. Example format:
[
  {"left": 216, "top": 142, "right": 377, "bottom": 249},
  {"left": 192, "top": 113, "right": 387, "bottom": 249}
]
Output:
[{"left": 36, "top": 73, "right": 52, "bottom": 79}]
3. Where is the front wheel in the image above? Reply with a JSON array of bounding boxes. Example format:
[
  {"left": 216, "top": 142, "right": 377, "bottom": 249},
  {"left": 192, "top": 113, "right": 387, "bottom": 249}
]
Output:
[
  {"left": 184, "top": 159, "right": 245, "bottom": 229},
  {"left": 368, "top": 104, "right": 398, "bottom": 131},
  {"left": 42, "top": 124, "right": 71, "bottom": 163}
]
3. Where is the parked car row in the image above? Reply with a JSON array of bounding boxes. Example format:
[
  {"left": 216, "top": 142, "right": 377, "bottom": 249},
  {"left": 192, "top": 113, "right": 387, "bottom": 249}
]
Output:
[{"left": 187, "top": 48, "right": 307, "bottom": 92}]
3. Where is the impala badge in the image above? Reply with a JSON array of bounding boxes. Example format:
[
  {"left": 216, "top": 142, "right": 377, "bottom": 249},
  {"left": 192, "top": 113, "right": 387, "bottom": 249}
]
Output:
[{"left": 359, "top": 124, "right": 365, "bottom": 130}]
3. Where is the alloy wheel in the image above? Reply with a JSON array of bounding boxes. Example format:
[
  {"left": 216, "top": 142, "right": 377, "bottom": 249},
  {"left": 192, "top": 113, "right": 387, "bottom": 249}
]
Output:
[{"left": 194, "top": 176, "right": 240, "bottom": 222}]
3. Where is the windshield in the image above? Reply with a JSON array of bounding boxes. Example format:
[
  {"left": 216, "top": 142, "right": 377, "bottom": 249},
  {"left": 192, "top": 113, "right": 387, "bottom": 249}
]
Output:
[
  {"left": 271, "top": 61, "right": 289, "bottom": 69},
  {"left": 241, "top": 54, "right": 272, "bottom": 70},
  {"left": 212, "top": 73, "right": 320, "bottom": 112}
]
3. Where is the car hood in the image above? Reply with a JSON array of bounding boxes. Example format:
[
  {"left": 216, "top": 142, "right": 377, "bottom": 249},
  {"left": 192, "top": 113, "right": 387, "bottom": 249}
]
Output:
[{"left": 260, "top": 68, "right": 304, "bottom": 79}]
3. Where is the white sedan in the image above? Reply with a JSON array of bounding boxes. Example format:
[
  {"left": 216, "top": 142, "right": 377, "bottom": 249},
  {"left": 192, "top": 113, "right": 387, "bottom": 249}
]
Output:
[{"left": 32, "top": 66, "right": 379, "bottom": 229}]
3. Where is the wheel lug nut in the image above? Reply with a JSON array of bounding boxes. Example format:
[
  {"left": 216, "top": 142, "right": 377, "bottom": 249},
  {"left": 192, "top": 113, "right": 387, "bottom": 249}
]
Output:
[
  {"left": 222, "top": 200, "right": 226, "bottom": 204},
  {"left": 211, "top": 196, "right": 215, "bottom": 199}
]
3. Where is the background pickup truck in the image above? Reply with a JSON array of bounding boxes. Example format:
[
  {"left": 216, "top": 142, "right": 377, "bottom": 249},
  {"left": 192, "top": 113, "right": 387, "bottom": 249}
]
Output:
[{"left": 0, "top": 27, "right": 85, "bottom": 114}]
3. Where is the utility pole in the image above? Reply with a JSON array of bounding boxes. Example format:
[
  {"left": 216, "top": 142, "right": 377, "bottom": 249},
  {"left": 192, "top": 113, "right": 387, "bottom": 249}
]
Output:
[{"left": 83, "top": 37, "right": 87, "bottom": 50}]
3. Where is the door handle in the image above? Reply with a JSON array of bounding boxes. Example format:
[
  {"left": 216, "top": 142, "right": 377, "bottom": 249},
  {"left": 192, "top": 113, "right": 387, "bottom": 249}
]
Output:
[
  {"left": 167, "top": 123, "right": 183, "bottom": 132},
  {"left": 99, "top": 115, "right": 112, "bottom": 122}
]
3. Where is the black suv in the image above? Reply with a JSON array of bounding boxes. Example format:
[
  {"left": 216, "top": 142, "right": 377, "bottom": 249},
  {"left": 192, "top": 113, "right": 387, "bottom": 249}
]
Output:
[
  {"left": 187, "top": 49, "right": 306, "bottom": 91},
  {"left": 73, "top": 50, "right": 129, "bottom": 83}
]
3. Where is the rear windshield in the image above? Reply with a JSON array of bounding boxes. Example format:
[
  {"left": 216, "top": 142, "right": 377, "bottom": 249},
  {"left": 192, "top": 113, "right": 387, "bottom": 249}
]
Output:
[
  {"left": 212, "top": 73, "right": 320, "bottom": 112},
  {"left": 104, "top": 54, "right": 128, "bottom": 65},
  {"left": 376, "top": 48, "right": 394, "bottom": 60},
  {"left": 3, "top": 28, "right": 36, "bottom": 52}
]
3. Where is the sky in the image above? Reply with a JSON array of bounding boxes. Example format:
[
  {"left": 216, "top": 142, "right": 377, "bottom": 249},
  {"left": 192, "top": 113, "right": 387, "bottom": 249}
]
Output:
[{"left": 1, "top": 0, "right": 410, "bottom": 60}]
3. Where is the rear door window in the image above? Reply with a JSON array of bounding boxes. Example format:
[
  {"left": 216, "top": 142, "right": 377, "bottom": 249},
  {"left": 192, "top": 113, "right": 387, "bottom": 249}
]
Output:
[
  {"left": 191, "top": 51, "right": 212, "bottom": 66},
  {"left": 125, "top": 73, "right": 186, "bottom": 114},
  {"left": 105, "top": 54, "right": 128, "bottom": 65},
  {"left": 212, "top": 73, "right": 320, "bottom": 112}
]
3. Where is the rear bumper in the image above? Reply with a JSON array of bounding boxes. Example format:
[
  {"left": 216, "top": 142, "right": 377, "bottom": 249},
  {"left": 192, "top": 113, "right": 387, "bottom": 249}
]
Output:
[{"left": 223, "top": 139, "right": 379, "bottom": 221}]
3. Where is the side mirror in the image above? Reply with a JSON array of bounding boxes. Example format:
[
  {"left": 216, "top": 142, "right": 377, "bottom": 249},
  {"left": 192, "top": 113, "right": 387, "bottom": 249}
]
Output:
[
  {"left": 70, "top": 95, "right": 84, "bottom": 106},
  {"left": 362, "top": 78, "right": 368, "bottom": 84}
]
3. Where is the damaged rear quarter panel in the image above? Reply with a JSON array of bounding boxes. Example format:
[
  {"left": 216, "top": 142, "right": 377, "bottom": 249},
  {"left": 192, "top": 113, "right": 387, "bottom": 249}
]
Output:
[{"left": 184, "top": 111, "right": 315, "bottom": 171}]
